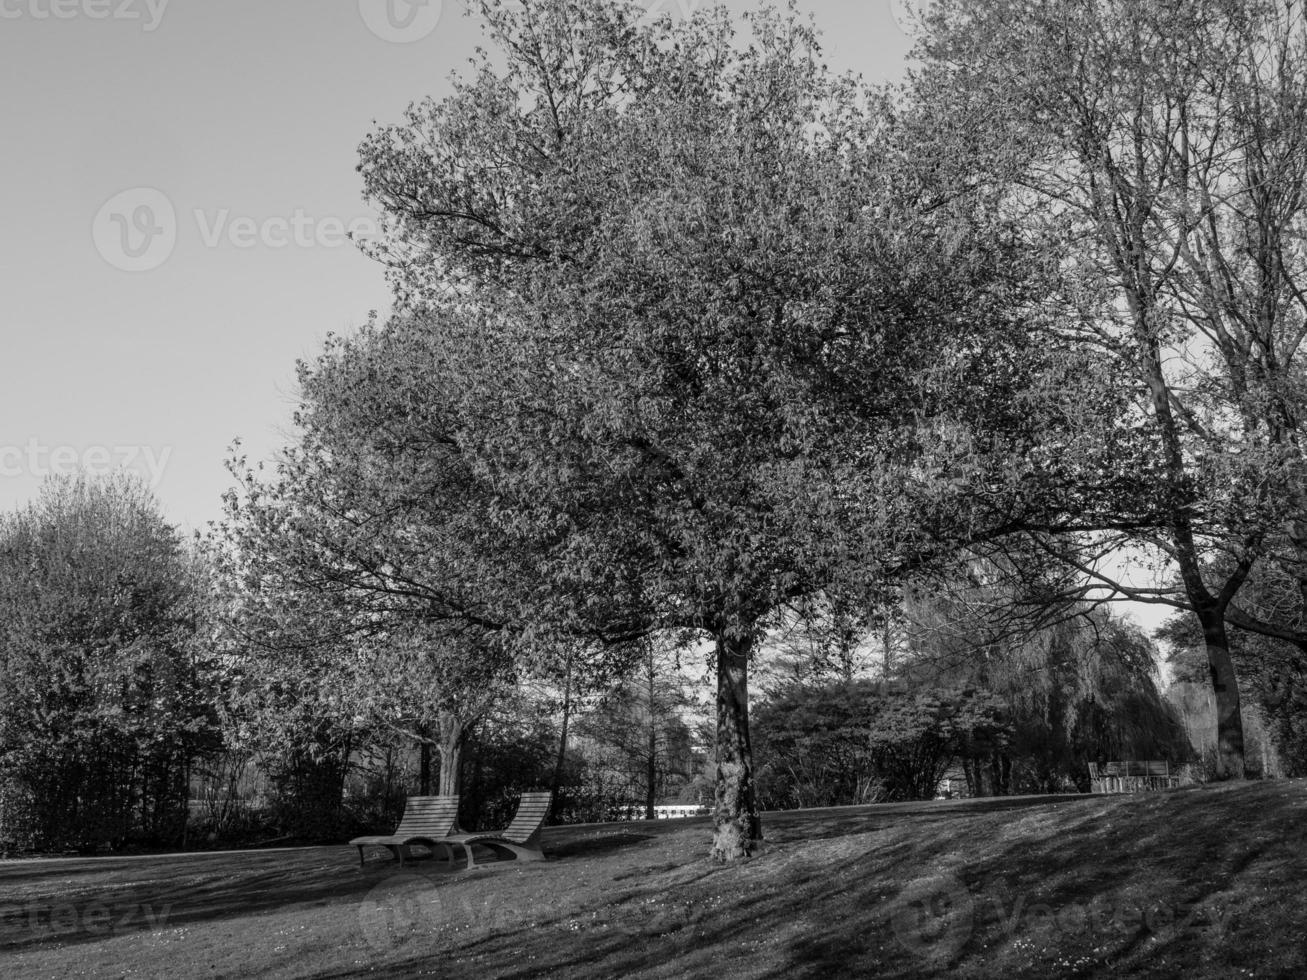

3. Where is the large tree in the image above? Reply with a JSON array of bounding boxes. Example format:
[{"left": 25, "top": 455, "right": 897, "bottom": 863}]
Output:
[
  {"left": 915, "top": 0, "right": 1307, "bottom": 776},
  {"left": 354, "top": 0, "right": 1054, "bottom": 859}
]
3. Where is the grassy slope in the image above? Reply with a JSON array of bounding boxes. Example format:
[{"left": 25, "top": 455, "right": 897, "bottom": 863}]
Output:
[{"left": 1, "top": 781, "right": 1304, "bottom": 979}]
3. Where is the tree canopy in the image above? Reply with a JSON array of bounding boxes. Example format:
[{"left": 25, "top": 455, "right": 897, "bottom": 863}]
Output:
[{"left": 342, "top": 0, "right": 1070, "bottom": 859}]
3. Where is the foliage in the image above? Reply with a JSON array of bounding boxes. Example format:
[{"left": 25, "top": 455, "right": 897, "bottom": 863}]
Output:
[
  {"left": 456, "top": 693, "right": 559, "bottom": 832},
  {"left": 754, "top": 680, "right": 1010, "bottom": 808},
  {"left": 0, "top": 475, "right": 221, "bottom": 853},
  {"left": 351, "top": 0, "right": 1062, "bottom": 861},
  {"left": 572, "top": 645, "right": 698, "bottom": 817},
  {"left": 902, "top": 574, "right": 1191, "bottom": 792},
  {"left": 1160, "top": 609, "right": 1307, "bottom": 777}
]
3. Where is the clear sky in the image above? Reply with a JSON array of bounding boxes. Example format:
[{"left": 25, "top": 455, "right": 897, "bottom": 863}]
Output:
[{"left": 0, "top": 0, "right": 913, "bottom": 534}]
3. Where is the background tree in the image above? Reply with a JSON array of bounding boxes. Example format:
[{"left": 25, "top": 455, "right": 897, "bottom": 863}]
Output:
[
  {"left": 573, "top": 641, "right": 696, "bottom": 819},
  {"left": 917, "top": 0, "right": 1307, "bottom": 777},
  {"left": 210, "top": 579, "right": 362, "bottom": 842},
  {"left": 753, "top": 680, "right": 1010, "bottom": 807},
  {"left": 754, "top": 595, "right": 892, "bottom": 695},
  {"left": 0, "top": 475, "right": 220, "bottom": 853},
  {"left": 902, "top": 572, "right": 1190, "bottom": 793},
  {"left": 218, "top": 309, "right": 645, "bottom": 833},
  {"left": 1158, "top": 595, "right": 1302, "bottom": 776}
]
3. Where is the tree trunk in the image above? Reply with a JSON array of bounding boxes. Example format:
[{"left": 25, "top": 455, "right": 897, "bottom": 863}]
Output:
[
  {"left": 882, "top": 616, "right": 893, "bottom": 679},
  {"left": 436, "top": 711, "right": 464, "bottom": 798},
  {"left": 992, "top": 752, "right": 1011, "bottom": 795},
  {"left": 550, "top": 654, "right": 573, "bottom": 809},
  {"left": 646, "top": 736, "right": 657, "bottom": 821},
  {"left": 646, "top": 645, "right": 658, "bottom": 820},
  {"left": 1199, "top": 609, "right": 1246, "bottom": 779},
  {"left": 711, "top": 630, "right": 761, "bottom": 862},
  {"left": 417, "top": 722, "right": 432, "bottom": 795}
]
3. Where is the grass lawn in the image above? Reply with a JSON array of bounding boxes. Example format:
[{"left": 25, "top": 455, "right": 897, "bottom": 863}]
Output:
[{"left": 2, "top": 781, "right": 1305, "bottom": 979}]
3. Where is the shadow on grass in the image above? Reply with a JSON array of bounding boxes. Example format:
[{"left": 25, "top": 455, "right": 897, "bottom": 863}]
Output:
[
  {"left": 546, "top": 832, "right": 659, "bottom": 860},
  {"left": 310, "top": 783, "right": 1307, "bottom": 980},
  {"left": 0, "top": 848, "right": 416, "bottom": 953},
  {"left": 5, "top": 785, "right": 1305, "bottom": 980},
  {"left": 0, "top": 794, "right": 1097, "bottom": 963}
]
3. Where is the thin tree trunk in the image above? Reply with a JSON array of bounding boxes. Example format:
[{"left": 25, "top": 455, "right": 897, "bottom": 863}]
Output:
[
  {"left": 550, "top": 654, "right": 573, "bottom": 809},
  {"left": 646, "top": 645, "right": 657, "bottom": 820},
  {"left": 417, "top": 722, "right": 432, "bottom": 795},
  {"left": 711, "top": 630, "right": 760, "bottom": 862},
  {"left": 883, "top": 616, "right": 893, "bottom": 679}
]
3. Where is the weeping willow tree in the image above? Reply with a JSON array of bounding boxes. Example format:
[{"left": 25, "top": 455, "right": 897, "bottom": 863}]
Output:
[{"left": 900, "top": 569, "right": 1190, "bottom": 794}]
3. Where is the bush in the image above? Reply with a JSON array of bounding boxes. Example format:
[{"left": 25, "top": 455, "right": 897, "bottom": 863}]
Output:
[
  {"left": 754, "top": 681, "right": 1011, "bottom": 809},
  {"left": 0, "top": 476, "right": 222, "bottom": 854}
]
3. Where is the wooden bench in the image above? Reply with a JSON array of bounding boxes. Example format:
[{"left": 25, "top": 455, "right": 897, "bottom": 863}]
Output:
[
  {"left": 349, "top": 795, "right": 461, "bottom": 866},
  {"left": 428, "top": 791, "right": 552, "bottom": 870},
  {"left": 1088, "top": 761, "right": 1179, "bottom": 793}
]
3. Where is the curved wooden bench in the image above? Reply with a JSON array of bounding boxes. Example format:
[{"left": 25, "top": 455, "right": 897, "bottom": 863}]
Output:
[
  {"left": 350, "top": 795, "right": 461, "bottom": 866},
  {"left": 426, "top": 791, "right": 552, "bottom": 870}
]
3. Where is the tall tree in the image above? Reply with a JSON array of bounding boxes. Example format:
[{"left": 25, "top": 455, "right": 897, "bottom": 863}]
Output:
[
  {"left": 916, "top": 0, "right": 1307, "bottom": 776},
  {"left": 355, "top": 0, "right": 1049, "bottom": 859}
]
